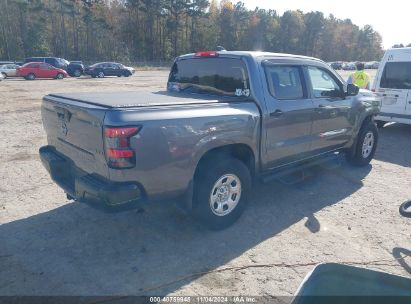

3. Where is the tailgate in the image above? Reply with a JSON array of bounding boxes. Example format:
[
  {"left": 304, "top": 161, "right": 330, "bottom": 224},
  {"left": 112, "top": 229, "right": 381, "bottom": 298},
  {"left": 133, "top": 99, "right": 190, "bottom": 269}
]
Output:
[{"left": 41, "top": 95, "right": 109, "bottom": 178}]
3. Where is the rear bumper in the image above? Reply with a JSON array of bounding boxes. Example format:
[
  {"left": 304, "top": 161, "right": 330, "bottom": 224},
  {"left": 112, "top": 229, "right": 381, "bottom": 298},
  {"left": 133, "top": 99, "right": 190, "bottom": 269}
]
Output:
[{"left": 39, "top": 146, "right": 144, "bottom": 210}]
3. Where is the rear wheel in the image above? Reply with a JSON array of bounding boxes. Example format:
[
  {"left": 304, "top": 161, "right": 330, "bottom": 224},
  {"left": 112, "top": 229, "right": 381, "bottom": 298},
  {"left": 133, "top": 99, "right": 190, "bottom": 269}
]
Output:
[
  {"left": 346, "top": 121, "right": 378, "bottom": 166},
  {"left": 56, "top": 73, "right": 64, "bottom": 79},
  {"left": 26, "top": 73, "right": 36, "bottom": 80},
  {"left": 1, "top": 72, "right": 7, "bottom": 78},
  {"left": 193, "top": 157, "right": 251, "bottom": 230},
  {"left": 98, "top": 71, "right": 105, "bottom": 78}
]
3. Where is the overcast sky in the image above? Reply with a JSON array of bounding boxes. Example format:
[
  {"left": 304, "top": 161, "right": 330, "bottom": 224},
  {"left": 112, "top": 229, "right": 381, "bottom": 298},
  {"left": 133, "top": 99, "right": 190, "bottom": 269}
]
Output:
[{"left": 241, "top": 0, "right": 407, "bottom": 49}]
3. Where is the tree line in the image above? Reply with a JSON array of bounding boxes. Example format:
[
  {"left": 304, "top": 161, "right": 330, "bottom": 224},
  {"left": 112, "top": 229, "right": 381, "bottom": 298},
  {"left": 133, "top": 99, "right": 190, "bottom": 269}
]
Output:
[{"left": 0, "top": 0, "right": 385, "bottom": 64}]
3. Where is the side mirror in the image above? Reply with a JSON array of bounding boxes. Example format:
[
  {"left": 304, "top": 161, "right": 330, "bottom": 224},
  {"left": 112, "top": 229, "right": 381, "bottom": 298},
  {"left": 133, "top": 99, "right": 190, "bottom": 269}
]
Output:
[{"left": 346, "top": 83, "right": 359, "bottom": 96}]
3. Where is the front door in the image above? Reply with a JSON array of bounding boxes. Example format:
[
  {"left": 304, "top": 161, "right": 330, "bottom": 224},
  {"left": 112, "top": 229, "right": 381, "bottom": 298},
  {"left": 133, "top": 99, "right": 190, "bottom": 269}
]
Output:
[
  {"left": 306, "top": 66, "right": 353, "bottom": 154},
  {"left": 38, "top": 63, "right": 51, "bottom": 78},
  {"left": 262, "top": 64, "right": 314, "bottom": 169}
]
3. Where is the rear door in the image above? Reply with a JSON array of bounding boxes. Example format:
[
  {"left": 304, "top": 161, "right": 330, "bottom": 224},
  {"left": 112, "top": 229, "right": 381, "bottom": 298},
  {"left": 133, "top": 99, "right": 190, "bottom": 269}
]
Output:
[
  {"left": 306, "top": 65, "right": 352, "bottom": 153},
  {"left": 262, "top": 63, "right": 314, "bottom": 168},
  {"left": 39, "top": 63, "right": 52, "bottom": 78},
  {"left": 105, "top": 63, "right": 117, "bottom": 76},
  {"left": 378, "top": 61, "right": 411, "bottom": 115}
]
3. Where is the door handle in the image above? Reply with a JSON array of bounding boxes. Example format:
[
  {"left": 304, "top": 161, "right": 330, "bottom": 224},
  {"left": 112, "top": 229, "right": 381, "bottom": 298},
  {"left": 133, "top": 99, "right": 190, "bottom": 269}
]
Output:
[{"left": 270, "top": 110, "right": 283, "bottom": 117}]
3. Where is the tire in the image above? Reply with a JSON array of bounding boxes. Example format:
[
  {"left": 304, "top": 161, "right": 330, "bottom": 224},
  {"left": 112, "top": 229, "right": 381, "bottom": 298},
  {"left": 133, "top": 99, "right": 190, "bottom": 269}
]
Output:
[
  {"left": 98, "top": 71, "right": 105, "bottom": 78},
  {"left": 73, "top": 69, "right": 81, "bottom": 77},
  {"left": 346, "top": 121, "right": 378, "bottom": 166},
  {"left": 400, "top": 201, "right": 411, "bottom": 218},
  {"left": 193, "top": 157, "right": 251, "bottom": 230},
  {"left": 26, "top": 73, "right": 36, "bottom": 80},
  {"left": 1, "top": 72, "right": 7, "bottom": 79},
  {"left": 375, "top": 120, "right": 386, "bottom": 128},
  {"left": 56, "top": 73, "right": 64, "bottom": 80}
]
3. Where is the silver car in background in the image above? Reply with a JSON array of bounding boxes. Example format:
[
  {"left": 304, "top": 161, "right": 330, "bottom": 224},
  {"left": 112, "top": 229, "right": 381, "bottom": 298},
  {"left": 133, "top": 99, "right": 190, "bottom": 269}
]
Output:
[{"left": 0, "top": 63, "right": 20, "bottom": 78}]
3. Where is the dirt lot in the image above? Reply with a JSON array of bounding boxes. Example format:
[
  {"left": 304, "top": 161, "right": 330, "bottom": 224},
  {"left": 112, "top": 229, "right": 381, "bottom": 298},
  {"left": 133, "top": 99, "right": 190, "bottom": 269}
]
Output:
[{"left": 1, "top": 70, "right": 410, "bottom": 297}]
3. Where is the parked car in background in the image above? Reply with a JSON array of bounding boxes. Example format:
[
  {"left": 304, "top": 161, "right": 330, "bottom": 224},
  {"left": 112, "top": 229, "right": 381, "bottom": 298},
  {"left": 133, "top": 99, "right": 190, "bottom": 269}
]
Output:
[
  {"left": 365, "top": 61, "right": 379, "bottom": 69},
  {"left": 17, "top": 62, "right": 68, "bottom": 80},
  {"left": 371, "top": 61, "right": 379, "bottom": 69},
  {"left": 84, "top": 62, "right": 135, "bottom": 78},
  {"left": 372, "top": 47, "right": 411, "bottom": 127},
  {"left": 342, "top": 62, "right": 356, "bottom": 70},
  {"left": 0, "top": 61, "right": 14, "bottom": 66},
  {"left": 0, "top": 63, "right": 20, "bottom": 78},
  {"left": 24, "top": 57, "right": 84, "bottom": 77},
  {"left": 330, "top": 62, "right": 343, "bottom": 70}
]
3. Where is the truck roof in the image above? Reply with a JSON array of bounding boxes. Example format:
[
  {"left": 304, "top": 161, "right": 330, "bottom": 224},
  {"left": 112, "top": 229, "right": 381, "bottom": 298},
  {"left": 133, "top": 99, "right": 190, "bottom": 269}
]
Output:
[{"left": 178, "top": 51, "right": 323, "bottom": 63}]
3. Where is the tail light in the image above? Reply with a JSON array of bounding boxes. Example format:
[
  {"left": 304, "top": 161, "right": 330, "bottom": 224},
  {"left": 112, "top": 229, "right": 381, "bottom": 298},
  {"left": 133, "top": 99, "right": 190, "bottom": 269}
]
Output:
[
  {"left": 104, "top": 126, "right": 141, "bottom": 169},
  {"left": 194, "top": 51, "right": 219, "bottom": 57}
]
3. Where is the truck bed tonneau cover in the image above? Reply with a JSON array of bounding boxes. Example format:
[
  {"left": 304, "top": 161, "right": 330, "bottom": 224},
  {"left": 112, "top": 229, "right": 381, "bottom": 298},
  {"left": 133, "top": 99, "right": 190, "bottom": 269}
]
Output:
[{"left": 46, "top": 91, "right": 224, "bottom": 108}]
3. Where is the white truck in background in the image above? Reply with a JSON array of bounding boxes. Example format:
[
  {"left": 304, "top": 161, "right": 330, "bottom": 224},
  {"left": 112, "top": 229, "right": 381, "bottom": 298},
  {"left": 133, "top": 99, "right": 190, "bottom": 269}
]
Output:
[{"left": 372, "top": 47, "right": 411, "bottom": 127}]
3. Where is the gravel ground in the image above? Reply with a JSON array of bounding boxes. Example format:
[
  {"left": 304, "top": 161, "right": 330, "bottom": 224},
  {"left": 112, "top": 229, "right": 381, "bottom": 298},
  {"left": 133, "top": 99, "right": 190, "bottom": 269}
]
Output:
[{"left": 0, "top": 70, "right": 410, "bottom": 297}]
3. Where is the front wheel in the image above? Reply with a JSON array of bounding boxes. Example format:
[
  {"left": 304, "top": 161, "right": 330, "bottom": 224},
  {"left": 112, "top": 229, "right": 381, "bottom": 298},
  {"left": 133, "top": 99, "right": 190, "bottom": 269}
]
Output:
[
  {"left": 98, "top": 71, "right": 105, "bottom": 78},
  {"left": 1, "top": 72, "right": 7, "bottom": 79},
  {"left": 73, "top": 69, "right": 81, "bottom": 77},
  {"left": 346, "top": 121, "right": 378, "bottom": 166},
  {"left": 56, "top": 73, "right": 64, "bottom": 79},
  {"left": 193, "top": 158, "right": 251, "bottom": 230}
]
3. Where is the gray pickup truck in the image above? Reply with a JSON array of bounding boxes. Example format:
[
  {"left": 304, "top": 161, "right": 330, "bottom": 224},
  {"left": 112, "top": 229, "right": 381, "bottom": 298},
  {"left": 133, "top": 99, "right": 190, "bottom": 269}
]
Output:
[{"left": 39, "top": 51, "right": 380, "bottom": 229}]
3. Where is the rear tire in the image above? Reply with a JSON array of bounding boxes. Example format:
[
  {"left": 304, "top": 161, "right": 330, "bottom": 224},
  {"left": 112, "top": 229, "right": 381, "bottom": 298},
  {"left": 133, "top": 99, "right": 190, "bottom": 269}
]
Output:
[
  {"left": 1, "top": 72, "right": 7, "bottom": 78},
  {"left": 193, "top": 157, "right": 251, "bottom": 230},
  {"left": 26, "top": 73, "right": 36, "bottom": 80},
  {"left": 375, "top": 120, "right": 386, "bottom": 128},
  {"left": 346, "top": 121, "right": 378, "bottom": 166},
  {"left": 98, "top": 71, "right": 105, "bottom": 78}
]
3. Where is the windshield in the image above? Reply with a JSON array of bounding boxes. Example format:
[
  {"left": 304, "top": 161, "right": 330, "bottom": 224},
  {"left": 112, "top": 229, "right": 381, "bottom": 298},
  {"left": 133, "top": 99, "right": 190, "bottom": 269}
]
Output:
[{"left": 168, "top": 58, "right": 251, "bottom": 98}]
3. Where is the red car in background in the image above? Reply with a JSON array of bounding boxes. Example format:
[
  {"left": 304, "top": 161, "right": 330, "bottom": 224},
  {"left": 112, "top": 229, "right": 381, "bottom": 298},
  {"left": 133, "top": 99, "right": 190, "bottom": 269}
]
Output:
[{"left": 16, "top": 62, "right": 68, "bottom": 80}]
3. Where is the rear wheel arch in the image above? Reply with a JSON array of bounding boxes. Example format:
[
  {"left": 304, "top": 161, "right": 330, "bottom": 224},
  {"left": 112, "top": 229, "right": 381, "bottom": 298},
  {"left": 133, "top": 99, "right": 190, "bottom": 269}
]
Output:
[{"left": 194, "top": 144, "right": 256, "bottom": 183}]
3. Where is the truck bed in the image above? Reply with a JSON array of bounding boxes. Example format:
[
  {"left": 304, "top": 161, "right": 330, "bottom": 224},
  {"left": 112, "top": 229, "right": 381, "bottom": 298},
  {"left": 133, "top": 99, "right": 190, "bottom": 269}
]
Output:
[{"left": 46, "top": 91, "right": 224, "bottom": 108}]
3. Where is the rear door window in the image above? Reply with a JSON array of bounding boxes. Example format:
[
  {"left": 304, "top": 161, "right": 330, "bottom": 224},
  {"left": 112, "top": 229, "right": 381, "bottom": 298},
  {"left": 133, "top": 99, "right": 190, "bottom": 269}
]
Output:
[
  {"left": 168, "top": 58, "right": 250, "bottom": 97},
  {"left": 264, "top": 65, "right": 305, "bottom": 100},
  {"left": 40, "top": 63, "right": 50, "bottom": 70},
  {"left": 380, "top": 62, "right": 411, "bottom": 89}
]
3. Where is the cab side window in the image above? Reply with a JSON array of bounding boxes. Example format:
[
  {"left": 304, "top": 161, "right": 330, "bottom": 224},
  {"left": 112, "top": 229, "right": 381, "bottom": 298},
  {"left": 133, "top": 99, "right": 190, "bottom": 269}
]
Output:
[
  {"left": 265, "top": 65, "right": 305, "bottom": 100},
  {"left": 307, "top": 66, "right": 342, "bottom": 98}
]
